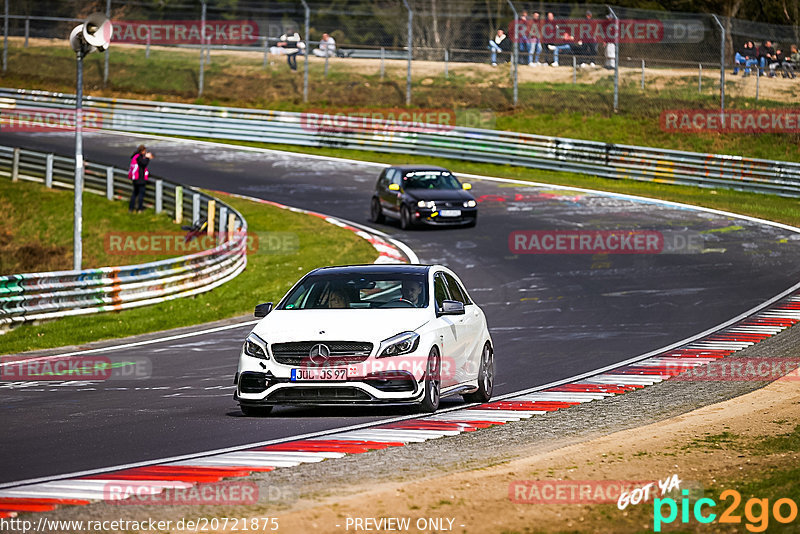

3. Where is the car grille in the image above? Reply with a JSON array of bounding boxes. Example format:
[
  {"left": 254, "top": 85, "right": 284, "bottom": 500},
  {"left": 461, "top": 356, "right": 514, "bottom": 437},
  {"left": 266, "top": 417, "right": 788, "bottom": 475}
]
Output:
[
  {"left": 434, "top": 200, "right": 462, "bottom": 209},
  {"left": 270, "top": 341, "right": 373, "bottom": 366},
  {"left": 268, "top": 387, "right": 373, "bottom": 402}
]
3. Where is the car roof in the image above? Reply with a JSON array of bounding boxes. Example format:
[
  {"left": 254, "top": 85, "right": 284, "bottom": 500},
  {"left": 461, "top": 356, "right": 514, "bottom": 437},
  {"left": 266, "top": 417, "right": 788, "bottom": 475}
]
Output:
[
  {"left": 390, "top": 164, "right": 452, "bottom": 172},
  {"left": 307, "top": 264, "right": 432, "bottom": 276}
]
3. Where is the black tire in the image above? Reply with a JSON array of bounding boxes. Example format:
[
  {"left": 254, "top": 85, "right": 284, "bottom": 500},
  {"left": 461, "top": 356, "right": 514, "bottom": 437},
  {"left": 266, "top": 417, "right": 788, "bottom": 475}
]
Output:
[
  {"left": 240, "top": 404, "right": 273, "bottom": 417},
  {"left": 370, "top": 197, "right": 385, "bottom": 224},
  {"left": 462, "top": 343, "right": 494, "bottom": 403},
  {"left": 417, "top": 347, "right": 441, "bottom": 413},
  {"left": 400, "top": 205, "right": 413, "bottom": 230}
]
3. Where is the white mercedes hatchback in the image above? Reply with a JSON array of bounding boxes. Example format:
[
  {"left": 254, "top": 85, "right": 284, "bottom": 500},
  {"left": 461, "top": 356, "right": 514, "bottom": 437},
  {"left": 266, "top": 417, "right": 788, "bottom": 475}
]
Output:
[{"left": 234, "top": 264, "right": 493, "bottom": 415}]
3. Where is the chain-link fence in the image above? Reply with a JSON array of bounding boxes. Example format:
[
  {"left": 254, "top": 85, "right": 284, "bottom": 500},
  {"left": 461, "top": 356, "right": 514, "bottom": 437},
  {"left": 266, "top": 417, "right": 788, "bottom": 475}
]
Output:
[{"left": 1, "top": 1, "right": 799, "bottom": 119}]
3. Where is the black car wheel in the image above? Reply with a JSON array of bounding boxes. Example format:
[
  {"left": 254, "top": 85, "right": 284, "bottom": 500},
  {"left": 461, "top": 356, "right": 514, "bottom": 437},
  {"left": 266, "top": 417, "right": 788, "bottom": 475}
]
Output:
[
  {"left": 240, "top": 404, "right": 273, "bottom": 417},
  {"left": 463, "top": 342, "right": 494, "bottom": 403},
  {"left": 400, "top": 205, "right": 413, "bottom": 230},
  {"left": 370, "top": 197, "right": 385, "bottom": 223},
  {"left": 417, "top": 347, "right": 441, "bottom": 413}
]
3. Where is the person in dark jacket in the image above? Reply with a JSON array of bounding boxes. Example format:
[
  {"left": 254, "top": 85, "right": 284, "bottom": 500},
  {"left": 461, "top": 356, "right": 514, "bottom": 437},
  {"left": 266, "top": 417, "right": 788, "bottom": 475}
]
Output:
[
  {"left": 758, "top": 40, "right": 776, "bottom": 76},
  {"left": 128, "top": 144, "right": 153, "bottom": 213},
  {"left": 488, "top": 29, "right": 512, "bottom": 66}
]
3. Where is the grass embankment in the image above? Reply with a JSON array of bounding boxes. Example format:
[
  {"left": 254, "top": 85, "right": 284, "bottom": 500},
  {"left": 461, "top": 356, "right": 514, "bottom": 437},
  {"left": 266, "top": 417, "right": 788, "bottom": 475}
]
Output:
[
  {"left": 0, "top": 177, "right": 192, "bottom": 274},
  {"left": 5, "top": 39, "right": 800, "bottom": 162},
  {"left": 0, "top": 187, "right": 377, "bottom": 355}
]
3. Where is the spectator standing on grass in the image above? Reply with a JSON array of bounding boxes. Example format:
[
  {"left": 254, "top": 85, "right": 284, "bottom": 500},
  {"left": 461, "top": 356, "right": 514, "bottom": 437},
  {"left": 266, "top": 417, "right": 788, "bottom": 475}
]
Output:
[
  {"left": 277, "top": 30, "right": 304, "bottom": 71},
  {"left": 488, "top": 28, "right": 511, "bottom": 66},
  {"left": 584, "top": 11, "right": 598, "bottom": 62},
  {"left": 542, "top": 12, "right": 556, "bottom": 63},
  {"left": 603, "top": 14, "right": 616, "bottom": 70},
  {"left": 128, "top": 144, "right": 153, "bottom": 214},
  {"left": 313, "top": 33, "right": 336, "bottom": 58},
  {"left": 516, "top": 11, "right": 531, "bottom": 65}
]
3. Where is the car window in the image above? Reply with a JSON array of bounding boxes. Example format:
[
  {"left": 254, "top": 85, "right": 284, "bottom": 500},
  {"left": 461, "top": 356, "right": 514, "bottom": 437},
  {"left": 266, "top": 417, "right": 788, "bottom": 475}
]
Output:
[
  {"left": 279, "top": 273, "right": 429, "bottom": 309},
  {"left": 377, "top": 169, "right": 388, "bottom": 189},
  {"left": 433, "top": 273, "right": 450, "bottom": 309},
  {"left": 443, "top": 273, "right": 471, "bottom": 305},
  {"left": 402, "top": 170, "right": 460, "bottom": 190},
  {"left": 388, "top": 169, "right": 401, "bottom": 186}
]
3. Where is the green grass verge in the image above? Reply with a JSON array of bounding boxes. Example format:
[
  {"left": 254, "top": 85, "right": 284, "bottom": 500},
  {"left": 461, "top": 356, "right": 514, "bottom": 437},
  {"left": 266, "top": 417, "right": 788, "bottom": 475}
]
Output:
[
  {"left": 0, "top": 177, "right": 189, "bottom": 274},
  {"left": 186, "top": 137, "right": 800, "bottom": 229},
  {"left": 0, "top": 193, "right": 378, "bottom": 355}
]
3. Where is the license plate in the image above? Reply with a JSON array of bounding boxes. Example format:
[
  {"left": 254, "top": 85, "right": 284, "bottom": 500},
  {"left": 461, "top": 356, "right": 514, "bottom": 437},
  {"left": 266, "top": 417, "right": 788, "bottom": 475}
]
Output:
[
  {"left": 291, "top": 368, "right": 347, "bottom": 381},
  {"left": 440, "top": 209, "right": 461, "bottom": 217}
]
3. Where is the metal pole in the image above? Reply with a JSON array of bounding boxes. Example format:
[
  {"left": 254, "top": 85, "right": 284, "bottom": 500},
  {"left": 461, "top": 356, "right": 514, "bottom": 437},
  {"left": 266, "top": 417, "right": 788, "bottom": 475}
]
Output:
[
  {"left": 641, "top": 59, "right": 645, "bottom": 89},
  {"left": 608, "top": 6, "right": 619, "bottom": 113},
  {"left": 712, "top": 15, "right": 725, "bottom": 124},
  {"left": 756, "top": 68, "right": 760, "bottom": 100},
  {"left": 380, "top": 47, "right": 385, "bottom": 79},
  {"left": 198, "top": 1, "right": 206, "bottom": 97},
  {"left": 698, "top": 63, "right": 702, "bottom": 93},
  {"left": 444, "top": 49, "right": 448, "bottom": 79},
  {"left": 3, "top": 0, "right": 8, "bottom": 74},
  {"left": 45, "top": 153, "right": 53, "bottom": 188},
  {"left": 572, "top": 55, "right": 576, "bottom": 83},
  {"left": 324, "top": 47, "right": 329, "bottom": 77},
  {"left": 103, "top": 0, "right": 110, "bottom": 86},
  {"left": 505, "top": 0, "right": 518, "bottom": 107},
  {"left": 300, "top": 0, "right": 309, "bottom": 103},
  {"left": 74, "top": 48, "right": 84, "bottom": 271},
  {"left": 263, "top": 36, "right": 268, "bottom": 67},
  {"left": 146, "top": 28, "right": 150, "bottom": 59},
  {"left": 402, "top": 0, "right": 413, "bottom": 106},
  {"left": 24, "top": 18, "right": 28, "bottom": 48}
]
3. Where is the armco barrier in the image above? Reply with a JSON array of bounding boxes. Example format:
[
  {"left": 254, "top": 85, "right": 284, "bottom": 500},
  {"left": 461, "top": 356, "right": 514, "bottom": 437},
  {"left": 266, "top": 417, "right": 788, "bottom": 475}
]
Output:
[
  {"left": 0, "top": 144, "right": 248, "bottom": 325},
  {"left": 2, "top": 87, "right": 800, "bottom": 196}
]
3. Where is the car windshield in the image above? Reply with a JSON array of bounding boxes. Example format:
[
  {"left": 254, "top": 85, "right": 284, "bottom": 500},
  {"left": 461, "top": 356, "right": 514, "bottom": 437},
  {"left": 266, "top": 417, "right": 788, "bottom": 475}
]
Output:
[
  {"left": 279, "top": 273, "right": 429, "bottom": 309},
  {"left": 402, "top": 170, "right": 460, "bottom": 190}
]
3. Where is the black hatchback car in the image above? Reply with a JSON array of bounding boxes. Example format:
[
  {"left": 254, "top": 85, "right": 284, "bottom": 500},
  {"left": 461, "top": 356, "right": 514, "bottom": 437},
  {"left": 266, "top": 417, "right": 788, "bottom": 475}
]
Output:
[{"left": 369, "top": 165, "right": 477, "bottom": 229}]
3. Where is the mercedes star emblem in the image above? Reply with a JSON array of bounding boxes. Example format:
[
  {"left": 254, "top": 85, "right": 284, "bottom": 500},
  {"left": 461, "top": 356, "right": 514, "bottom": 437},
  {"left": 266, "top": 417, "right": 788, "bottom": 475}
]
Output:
[{"left": 308, "top": 343, "right": 331, "bottom": 365}]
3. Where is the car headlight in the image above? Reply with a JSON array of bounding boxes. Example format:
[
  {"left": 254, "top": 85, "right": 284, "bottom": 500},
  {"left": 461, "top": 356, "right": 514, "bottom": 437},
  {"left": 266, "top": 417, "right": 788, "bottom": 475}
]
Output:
[
  {"left": 244, "top": 333, "right": 268, "bottom": 359},
  {"left": 417, "top": 200, "right": 436, "bottom": 209},
  {"left": 463, "top": 200, "right": 477, "bottom": 208},
  {"left": 378, "top": 331, "right": 420, "bottom": 358}
]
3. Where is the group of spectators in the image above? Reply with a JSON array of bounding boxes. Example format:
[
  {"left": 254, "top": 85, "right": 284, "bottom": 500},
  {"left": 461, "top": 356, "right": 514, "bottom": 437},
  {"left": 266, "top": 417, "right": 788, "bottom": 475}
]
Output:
[
  {"left": 490, "top": 11, "right": 606, "bottom": 68},
  {"left": 271, "top": 31, "right": 339, "bottom": 71},
  {"left": 734, "top": 40, "right": 798, "bottom": 78}
]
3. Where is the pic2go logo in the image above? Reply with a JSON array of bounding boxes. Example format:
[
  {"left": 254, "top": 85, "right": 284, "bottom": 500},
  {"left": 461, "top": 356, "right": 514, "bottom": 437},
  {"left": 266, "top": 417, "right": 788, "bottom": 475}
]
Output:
[{"left": 654, "top": 489, "right": 799, "bottom": 532}]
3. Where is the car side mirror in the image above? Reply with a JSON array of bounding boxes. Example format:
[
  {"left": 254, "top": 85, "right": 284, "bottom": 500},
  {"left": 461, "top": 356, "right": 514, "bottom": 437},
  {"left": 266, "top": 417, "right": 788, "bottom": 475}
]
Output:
[
  {"left": 388, "top": 183, "right": 400, "bottom": 191},
  {"left": 439, "top": 300, "right": 465, "bottom": 316},
  {"left": 254, "top": 302, "right": 273, "bottom": 318},
  {"left": 462, "top": 183, "right": 472, "bottom": 190}
]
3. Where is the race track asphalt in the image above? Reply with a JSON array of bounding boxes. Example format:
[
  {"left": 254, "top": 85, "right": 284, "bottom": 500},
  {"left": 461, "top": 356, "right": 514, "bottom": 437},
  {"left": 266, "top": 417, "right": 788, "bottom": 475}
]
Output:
[{"left": 2, "top": 131, "right": 799, "bottom": 485}]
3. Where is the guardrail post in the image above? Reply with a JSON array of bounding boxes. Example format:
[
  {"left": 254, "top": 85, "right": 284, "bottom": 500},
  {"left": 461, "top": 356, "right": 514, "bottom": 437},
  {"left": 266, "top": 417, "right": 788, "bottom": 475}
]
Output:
[
  {"left": 11, "top": 147, "right": 19, "bottom": 182},
  {"left": 155, "top": 179, "right": 163, "bottom": 213},
  {"left": 218, "top": 206, "right": 228, "bottom": 242},
  {"left": 106, "top": 166, "right": 113, "bottom": 199},
  {"left": 207, "top": 199, "right": 216, "bottom": 236},
  {"left": 174, "top": 186, "right": 183, "bottom": 223},
  {"left": 45, "top": 153, "right": 53, "bottom": 188},
  {"left": 24, "top": 18, "right": 29, "bottom": 48},
  {"left": 227, "top": 213, "right": 236, "bottom": 242},
  {"left": 380, "top": 47, "right": 385, "bottom": 80},
  {"left": 192, "top": 193, "right": 200, "bottom": 224},
  {"left": 444, "top": 49, "right": 448, "bottom": 79}
]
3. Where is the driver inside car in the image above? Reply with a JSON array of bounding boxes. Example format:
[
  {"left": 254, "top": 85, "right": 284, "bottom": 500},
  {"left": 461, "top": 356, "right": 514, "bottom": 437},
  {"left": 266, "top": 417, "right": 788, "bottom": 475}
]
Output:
[
  {"left": 401, "top": 280, "right": 425, "bottom": 307},
  {"left": 327, "top": 287, "right": 351, "bottom": 308}
]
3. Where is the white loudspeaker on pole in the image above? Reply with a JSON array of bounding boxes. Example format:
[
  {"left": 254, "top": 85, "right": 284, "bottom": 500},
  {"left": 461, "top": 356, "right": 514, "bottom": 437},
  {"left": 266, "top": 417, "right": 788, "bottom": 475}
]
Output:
[{"left": 70, "top": 13, "right": 113, "bottom": 271}]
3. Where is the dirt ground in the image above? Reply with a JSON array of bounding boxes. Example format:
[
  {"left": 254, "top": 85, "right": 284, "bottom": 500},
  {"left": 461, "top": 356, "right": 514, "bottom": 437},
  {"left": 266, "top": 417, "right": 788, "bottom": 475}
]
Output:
[{"left": 253, "top": 375, "right": 800, "bottom": 534}]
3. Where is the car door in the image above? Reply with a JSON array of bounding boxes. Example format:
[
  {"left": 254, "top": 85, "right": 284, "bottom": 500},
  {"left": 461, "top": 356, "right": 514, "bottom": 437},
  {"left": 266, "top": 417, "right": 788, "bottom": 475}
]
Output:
[
  {"left": 380, "top": 168, "right": 402, "bottom": 217},
  {"left": 443, "top": 272, "right": 482, "bottom": 384},
  {"left": 432, "top": 271, "right": 462, "bottom": 388}
]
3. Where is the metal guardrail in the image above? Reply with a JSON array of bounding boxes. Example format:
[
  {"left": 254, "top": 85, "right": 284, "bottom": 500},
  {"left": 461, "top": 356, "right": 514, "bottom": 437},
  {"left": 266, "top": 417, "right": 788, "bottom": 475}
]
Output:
[
  {"left": 0, "top": 144, "right": 248, "bottom": 325},
  {"left": 2, "top": 87, "right": 799, "bottom": 197}
]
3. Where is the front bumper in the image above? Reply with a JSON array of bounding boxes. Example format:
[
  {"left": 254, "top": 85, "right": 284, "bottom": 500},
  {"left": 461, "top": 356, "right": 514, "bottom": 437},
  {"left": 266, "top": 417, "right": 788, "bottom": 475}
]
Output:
[{"left": 413, "top": 207, "right": 477, "bottom": 226}]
